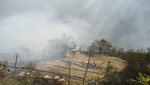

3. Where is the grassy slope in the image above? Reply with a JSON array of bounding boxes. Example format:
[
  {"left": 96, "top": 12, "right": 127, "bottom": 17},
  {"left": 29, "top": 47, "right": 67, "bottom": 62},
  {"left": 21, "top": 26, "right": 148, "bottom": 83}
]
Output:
[{"left": 36, "top": 54, "right": 127, "bottom": 84}]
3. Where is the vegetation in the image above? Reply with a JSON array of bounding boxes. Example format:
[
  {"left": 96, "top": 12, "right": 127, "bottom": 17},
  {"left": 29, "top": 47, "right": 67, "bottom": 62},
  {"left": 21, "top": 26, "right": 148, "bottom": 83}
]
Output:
[
  {"left": 24, "top": 61, "right": 36, "bottom": 70},
  {"left": 88, "top": 39, "right": 124, "bottom": 57},
  {"left": 89, "top": 39, "right": 112, "bottom": 52},
  {"left": 0, "top": 77, "right": 20, "bottom": 85},
  {"left": 124, "top": 52, "right": 150, "bottom": 74},
  {"left": 1, "top": 39, "right": 150, "bottom": 85},
  {"left": 87, "top": 39, "right": 150, "bottom": 85},
  {"left": 131, "top": 72, "right": 150, "bottom": 85}
]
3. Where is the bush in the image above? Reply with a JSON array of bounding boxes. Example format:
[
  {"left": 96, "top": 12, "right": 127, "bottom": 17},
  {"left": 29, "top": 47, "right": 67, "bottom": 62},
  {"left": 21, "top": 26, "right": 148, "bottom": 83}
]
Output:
[
  {"left": 124, "top": 52, "right": 150, "bottom": 74},
  {"left": 112, "top": 52, "right": 150, "bottom": 85}
]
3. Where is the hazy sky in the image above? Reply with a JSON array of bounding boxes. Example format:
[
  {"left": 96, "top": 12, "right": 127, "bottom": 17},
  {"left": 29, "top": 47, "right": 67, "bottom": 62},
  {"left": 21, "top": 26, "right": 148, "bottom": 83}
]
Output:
[{"left": 0, "top": 0, "right": 150, "bottom": 54}]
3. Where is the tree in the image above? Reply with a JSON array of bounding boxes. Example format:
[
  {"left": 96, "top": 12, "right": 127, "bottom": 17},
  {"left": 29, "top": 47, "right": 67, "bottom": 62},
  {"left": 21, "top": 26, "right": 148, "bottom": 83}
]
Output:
[
  {"left": 61, "top": 33, "right": 77, "bottom": 51},
  {"left": 89, "top": 39, "right": 112, "bottom": 53},
  {"left": 147, "top": 48, "right": 150, "bottom": 54}
]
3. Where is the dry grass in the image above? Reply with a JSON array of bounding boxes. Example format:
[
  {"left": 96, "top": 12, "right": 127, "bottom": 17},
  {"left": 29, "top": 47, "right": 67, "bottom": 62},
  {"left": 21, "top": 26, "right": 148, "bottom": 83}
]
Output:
[
  {"left": 0, "top": 77, "right": 20, "bottom": 85},
  {"left": 35, "top": 54, "right": 127, "bottom": 84},
  {"left": 70, "top": 54, "right": 127, "bottom": 72}
]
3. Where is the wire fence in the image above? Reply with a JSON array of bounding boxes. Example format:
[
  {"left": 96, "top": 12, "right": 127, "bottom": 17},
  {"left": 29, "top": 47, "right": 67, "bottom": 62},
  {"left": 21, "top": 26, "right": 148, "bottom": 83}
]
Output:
[{"left": 2, "top": 51, "right": 105, "bottom": 85}]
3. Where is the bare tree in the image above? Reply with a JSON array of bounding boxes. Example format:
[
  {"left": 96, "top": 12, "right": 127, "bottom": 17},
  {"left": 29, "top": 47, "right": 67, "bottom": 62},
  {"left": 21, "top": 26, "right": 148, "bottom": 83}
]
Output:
[{"left": 61, "top": 33, "right": 77, "bottom": 52}]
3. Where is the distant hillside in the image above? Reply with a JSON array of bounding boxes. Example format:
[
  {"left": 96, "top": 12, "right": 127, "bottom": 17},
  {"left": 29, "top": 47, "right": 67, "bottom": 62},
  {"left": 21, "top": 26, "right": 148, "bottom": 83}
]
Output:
[{"left": 36, "top": 54, "right": 127, "bottom": 72}]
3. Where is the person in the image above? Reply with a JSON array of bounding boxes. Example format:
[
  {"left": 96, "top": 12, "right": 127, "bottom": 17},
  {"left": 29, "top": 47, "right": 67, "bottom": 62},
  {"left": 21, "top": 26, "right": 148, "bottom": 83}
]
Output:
[
  {"left": 75, "top": 49, "right": 80, "bottom": 60},
  {"left": 105, "top": 61, "right": 113, "bottom": 73},
  {"left": 65, "top": 52, "right": 71, "bottom": 67},
  {"left": 72, "top": 48, "right": 76, "bottom": 58},
  {"left": 66, "top": 51, "right": 71, "bottom": 59}
]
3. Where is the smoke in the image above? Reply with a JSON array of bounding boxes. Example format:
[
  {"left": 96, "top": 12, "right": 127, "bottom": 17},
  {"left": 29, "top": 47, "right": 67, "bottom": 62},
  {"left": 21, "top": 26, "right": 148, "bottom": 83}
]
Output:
[
  {"left": 0, "top": 0, "right": 150, "bottom": 61},
  {"left": 41, "top": 39, "right": 66, "bottom": 60}
]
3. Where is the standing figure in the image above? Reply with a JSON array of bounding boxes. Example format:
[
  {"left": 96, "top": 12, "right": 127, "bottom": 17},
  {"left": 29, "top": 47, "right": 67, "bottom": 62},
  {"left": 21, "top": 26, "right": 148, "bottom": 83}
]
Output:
[
  {"left": 66, "top": 51, "right": 71, "bottom": 59},
  {"left": 105, "top": 61, "right": 113, "bottom": 73},
  {"left": 65, "top": 52, "right": 71, "bottom": 67},
  {"left": 75, "top": 49, "right": 80, "bottom": 60},
  {"left": 72, "top": 48, "right": 76, "bottom": 58}
]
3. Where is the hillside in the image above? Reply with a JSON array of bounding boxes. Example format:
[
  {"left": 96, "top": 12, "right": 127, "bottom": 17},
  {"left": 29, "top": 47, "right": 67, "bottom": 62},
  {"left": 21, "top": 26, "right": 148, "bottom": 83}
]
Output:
[
  {"left": 36, "top": 54, "right": 126, "bottom": 71},
  {"left": 35, "top": 54, "right": 127, "bottom": 84}
]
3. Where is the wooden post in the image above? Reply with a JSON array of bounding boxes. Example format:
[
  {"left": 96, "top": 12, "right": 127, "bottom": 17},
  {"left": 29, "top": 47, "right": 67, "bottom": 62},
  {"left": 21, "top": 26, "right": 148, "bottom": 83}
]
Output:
[
  {"left": 82, "top": 51, "right": 92, "bottom": 85},
  {"left": 68, "top": 60, "right": 71, "bottom": 85},
  {"left": 14, "top": 53, "right": 18, "bottom": 78}
]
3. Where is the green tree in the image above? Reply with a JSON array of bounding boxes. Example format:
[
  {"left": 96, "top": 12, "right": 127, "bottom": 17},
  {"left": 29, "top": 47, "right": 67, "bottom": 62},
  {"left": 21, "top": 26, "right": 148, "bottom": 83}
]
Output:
[{"left": 90, "top": 39, "right": 112, "bottom": 53}]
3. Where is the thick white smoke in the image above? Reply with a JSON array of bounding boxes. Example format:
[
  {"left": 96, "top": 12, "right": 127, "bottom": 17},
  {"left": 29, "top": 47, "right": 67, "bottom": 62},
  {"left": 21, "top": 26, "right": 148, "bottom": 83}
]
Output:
[{"left": 0, "top": 0, "right": 150, "bottom": 61}]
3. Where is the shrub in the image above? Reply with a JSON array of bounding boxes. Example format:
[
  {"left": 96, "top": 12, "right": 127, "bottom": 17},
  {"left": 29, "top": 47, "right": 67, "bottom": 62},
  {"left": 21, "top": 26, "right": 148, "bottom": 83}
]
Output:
[
  {"left": 131, "top": 72, "right": 150, "bottom": 85},
  {"left": 124, "top": 52, "right": 150, "bottom": 74}
]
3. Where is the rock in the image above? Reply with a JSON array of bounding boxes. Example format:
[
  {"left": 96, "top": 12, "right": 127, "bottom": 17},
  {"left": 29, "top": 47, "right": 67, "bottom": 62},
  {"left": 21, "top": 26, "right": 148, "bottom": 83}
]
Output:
[
  {"left": 54, "top": 76, "right": 60, "bottom": 79},
  {"left": 44, "top": 75, "right": 52, "bottom": 79},
  {"left": 26, "top": 72, "right": 30, "bottom": 75},
  {"left": 58, "top": 79, "right": 65, "bottom": 81},
  {"left": 57, "top": 79, "right": 66, "bottom": 85},
  {"left": 18, "top": 72, "right": 26, "bottom": 76}
]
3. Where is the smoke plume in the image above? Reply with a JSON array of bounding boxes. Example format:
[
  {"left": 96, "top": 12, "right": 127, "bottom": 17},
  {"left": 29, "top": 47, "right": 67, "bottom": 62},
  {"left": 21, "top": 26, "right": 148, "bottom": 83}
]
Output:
[{"left": 0, "top": 0, "right": 150, "bottom": 61}]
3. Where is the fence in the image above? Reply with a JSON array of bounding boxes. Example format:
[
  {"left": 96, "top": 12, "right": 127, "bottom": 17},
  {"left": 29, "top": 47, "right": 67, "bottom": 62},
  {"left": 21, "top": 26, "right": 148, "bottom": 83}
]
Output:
[{"left": 4, "top": 51, "right": 104, "bottom": 85}]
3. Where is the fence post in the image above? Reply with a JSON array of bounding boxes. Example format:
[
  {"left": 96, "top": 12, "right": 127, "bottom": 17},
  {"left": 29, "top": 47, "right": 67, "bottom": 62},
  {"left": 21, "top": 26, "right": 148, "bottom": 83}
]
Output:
[
  {"left": 14, "top": 53, "right": 18, "bottom": 78},
  {"left": 82, "top": 50, "right": 92, "bottom": 85},
  {"left": 68, "top": 60, "right": 71, "bottom": 85}
]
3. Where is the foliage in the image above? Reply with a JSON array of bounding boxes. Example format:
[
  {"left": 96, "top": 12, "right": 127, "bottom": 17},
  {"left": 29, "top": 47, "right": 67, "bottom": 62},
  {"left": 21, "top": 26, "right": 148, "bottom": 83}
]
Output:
[
  {"left": 24, "top": 61, "right": 36, "bottom": 70},
  {"left": 131, "top": 72, "right": 150, "bottom": 85},
  {"left": 92, "top": 50, "right": 150, "bottom": 85},
  {"left": 0, "top": 77, "right": 20, "bottom": 85},
  {"left": 124, "top": 52, "right": 150, "bottom": 73},
  {"left": 97, "top": 72, "right": 122, "bottom": 85},
  {"left": 109, "top": 51, "right": 150, "bottom": 85},
  {"left": 105, "top": 62, "right": 113, "bottom": 73},
  {"left": 90, "top": 39, "right": 112, "bottom": 52},
  {"left": 0, "top": 60, "right": 8, "bottom": 65},
  {"left": 89, "top": 39, "right": 125, "bottom": 57}
]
